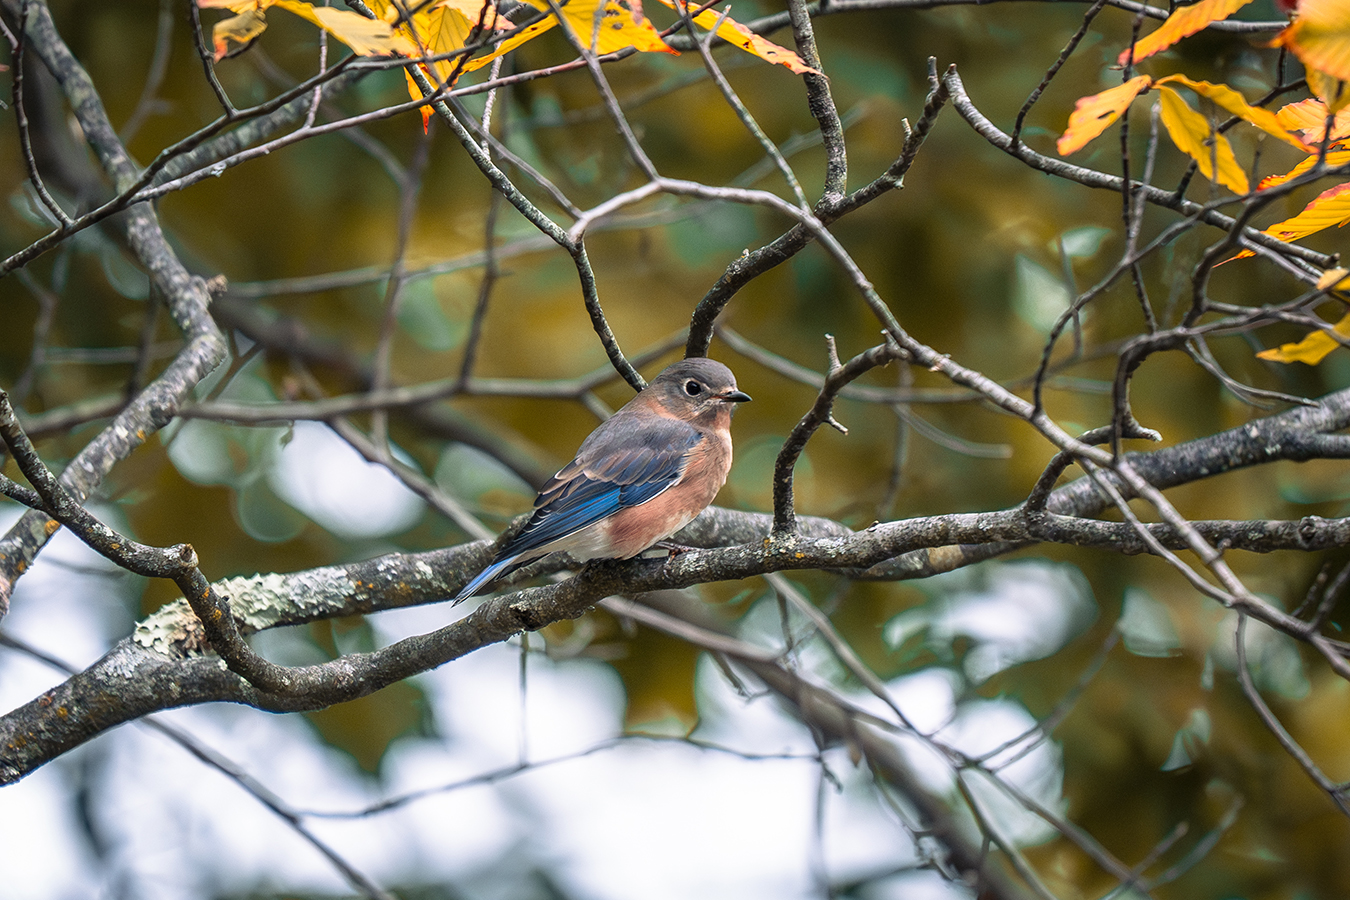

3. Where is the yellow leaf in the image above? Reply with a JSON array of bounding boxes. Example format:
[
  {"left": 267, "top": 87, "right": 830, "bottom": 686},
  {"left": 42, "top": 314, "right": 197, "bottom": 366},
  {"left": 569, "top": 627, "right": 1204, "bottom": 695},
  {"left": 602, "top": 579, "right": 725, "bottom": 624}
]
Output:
[
  {"left": 1257, "top": 311, "right": 1350, "bottom": 364},
  {"left": 368, "top": 0, "right": 500, "bottom": 125},
  {"left": 458, "top": 0, "right": 669, "bottom": 73},
  {"left": 1257, "top": 148, "right": 1350, "bottom": 190},
  {"left": 419, "top": 7, "right": 477, "bottom": 81},
  {"left": 460, "top": 17, "right": 556, "bottom": 72},
  {"left": 403, "top": 2, "right": 488, "bottom": 120},
  {"left": 1156, "top": 74, "right": 1313, "bottom": 152},
  {"left": 1057, "top": 76, "right": 1152, "bottom": 155},
  {"left": 523, "top": 0, "right": 674, "bottom": 54},
  {"left": 210, "top": 7, "right": 269, "bottom": 60},
  {"left": 275, "top": 1, "right": 417, "bottom": 56},
  {"left": 1306, "top": 67, "right": 1350, "bottom": 114},
  {"left": 1317, "top": 266, "right": 1350, "bottom": 291},
  {"left": 462, "top": 0, "right": 675, "bottom": 74},
  {"left": 1117, "top": 0, "right": 1254, "bottom": 66},
  {"left": 1225, "top": 182, "right": 1350, "bottom": 261},
  {"left": 435, "top": 0, "right": 503, "bottom": 20},
  {"left": 1258, "top": 181, "right": 1350, "bottom": 243},
  {"left": 1272, "top": 0, "right": 1350, "bottom": 81},
  {"left": 202, "top": 0, "right": 418, "bottom": 59},
  {"left": 1157, "top": 86, "right": 1249, "bottom": 194},
  {"left": 653, "top": 0, "right": 819, "bottom": 74},
  {"left": 407, "top": 0, "right": 503, "bottom": 68},
  {"left": 1275, "top": 97, "right": 1350, "bottom": 142}
]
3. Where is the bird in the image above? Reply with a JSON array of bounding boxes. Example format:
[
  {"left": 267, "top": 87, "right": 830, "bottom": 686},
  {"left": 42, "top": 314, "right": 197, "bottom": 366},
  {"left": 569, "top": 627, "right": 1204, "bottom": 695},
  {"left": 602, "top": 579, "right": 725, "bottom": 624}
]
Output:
[{"left": 453, "top": 358, "right": 751, "bottom": 603}]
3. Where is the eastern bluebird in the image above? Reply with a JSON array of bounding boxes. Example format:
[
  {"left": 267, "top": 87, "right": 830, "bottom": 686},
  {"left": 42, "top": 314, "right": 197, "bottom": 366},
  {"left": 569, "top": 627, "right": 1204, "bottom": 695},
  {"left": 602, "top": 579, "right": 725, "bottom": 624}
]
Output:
[{"left": 453, "top": 358, "right": 751, "bottom": 602}]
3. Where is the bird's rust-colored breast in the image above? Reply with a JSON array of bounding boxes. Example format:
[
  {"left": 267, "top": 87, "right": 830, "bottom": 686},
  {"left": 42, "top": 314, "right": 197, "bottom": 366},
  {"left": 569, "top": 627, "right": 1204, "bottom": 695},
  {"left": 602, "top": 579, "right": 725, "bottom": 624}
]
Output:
[{"left": 598, "top": 423, "right": 732, "bottom": 558}]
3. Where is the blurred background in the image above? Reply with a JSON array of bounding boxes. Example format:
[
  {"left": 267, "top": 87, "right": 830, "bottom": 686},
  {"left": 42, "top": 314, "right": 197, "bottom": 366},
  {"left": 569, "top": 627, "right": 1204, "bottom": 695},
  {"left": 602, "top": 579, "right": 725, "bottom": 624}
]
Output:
[{"left": 2, "top": 0, "right": 1349, "bottom": 897}]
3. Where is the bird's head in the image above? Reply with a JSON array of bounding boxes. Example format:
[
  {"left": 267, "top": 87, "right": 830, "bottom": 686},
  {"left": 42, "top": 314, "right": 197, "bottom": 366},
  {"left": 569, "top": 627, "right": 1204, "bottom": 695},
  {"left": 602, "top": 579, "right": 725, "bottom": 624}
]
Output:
[{"left": 649, "top": 358, "right": 751, "bottom": 423}]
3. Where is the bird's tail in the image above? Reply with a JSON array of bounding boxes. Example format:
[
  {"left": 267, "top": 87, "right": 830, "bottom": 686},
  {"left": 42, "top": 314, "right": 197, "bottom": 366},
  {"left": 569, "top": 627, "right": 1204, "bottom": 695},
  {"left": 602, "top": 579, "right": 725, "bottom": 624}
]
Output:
[{"left": 451, "top": 554, "right": 523, "bottom": 605}]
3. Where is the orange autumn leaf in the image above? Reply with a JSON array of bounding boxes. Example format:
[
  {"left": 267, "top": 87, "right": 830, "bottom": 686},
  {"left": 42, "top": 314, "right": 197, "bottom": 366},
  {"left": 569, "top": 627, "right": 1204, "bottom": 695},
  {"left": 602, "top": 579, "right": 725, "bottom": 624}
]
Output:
[
  {"left": 1057, "top": 76, "right": 1152, "bottom": 155},
  {"left": 1257, "top": 311, "right": 1350, "bottom": 364},
  {"left": 208, "top": 6, "right": 268, "bottom": 59},
  {"left": 1157, "top": 86, "right": 1249, "bottom": 193},
  {"left": 198, "top": 0, "right": 415, "bottom": 60},
  {"left": 653, "top": 0, "right": 819, "bottom": 74},
  {"left": 1117, "top": 0, "right": 1255, "bottom": 66},
  {"left": 199, "top": 0, "right": 271, "bottom": 59},
  {"left": 1260, "top": 180, "right": 1350, "bottom": 242},
  {"left": 1276, "top": 97, "right": 1350, "bottom": 142},
  {"left": 1156, "top": 74, "right": 1314, "bottom": 152},
  {"left": 690, "top": 10, "right": 818, "bottom": 74},
  {"left": 1306, "top": 67, "right": 1350, "bottom": 114},
  {"left": 1258, "top": 148, "right": 1350, "bottom": 190},
  {"left": 1272, "top": 0, "right": 1350, "bottom": 81}
]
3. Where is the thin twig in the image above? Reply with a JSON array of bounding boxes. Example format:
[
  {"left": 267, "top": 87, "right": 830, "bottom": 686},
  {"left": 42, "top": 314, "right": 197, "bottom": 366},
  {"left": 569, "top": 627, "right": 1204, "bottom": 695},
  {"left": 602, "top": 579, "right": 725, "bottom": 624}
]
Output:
[
  {"left": 1010, "top": 0, "right": 1108, "bottom": 153},
  {"left": 7, "top": 1, "right": 73, "bottom": 228},
  {"left": 119, "top": 0, "right": 177, "bottom": 143}
]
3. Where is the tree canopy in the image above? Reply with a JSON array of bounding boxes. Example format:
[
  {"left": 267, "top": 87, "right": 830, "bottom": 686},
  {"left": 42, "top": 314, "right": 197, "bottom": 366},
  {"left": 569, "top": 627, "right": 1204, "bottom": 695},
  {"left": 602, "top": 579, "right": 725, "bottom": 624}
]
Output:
[{"left": 3, "top": 1, "right": 1350, "bottom": 898}]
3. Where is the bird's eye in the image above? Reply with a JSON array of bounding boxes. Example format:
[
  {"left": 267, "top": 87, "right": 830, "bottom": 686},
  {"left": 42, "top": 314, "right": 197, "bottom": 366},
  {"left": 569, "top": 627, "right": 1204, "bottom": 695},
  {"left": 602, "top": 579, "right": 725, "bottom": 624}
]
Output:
[{"left": 683, "top": 380, "right": 703, "bottom": 396}]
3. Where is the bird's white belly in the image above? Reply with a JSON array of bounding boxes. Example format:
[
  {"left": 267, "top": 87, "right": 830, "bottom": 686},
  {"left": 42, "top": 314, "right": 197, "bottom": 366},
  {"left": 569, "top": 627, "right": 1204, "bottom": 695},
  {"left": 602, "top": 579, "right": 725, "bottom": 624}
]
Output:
[
  {"left": 544, "top": 521, "right": 625, "bottom": 561},
  {"left": 543, "top": 504, "right": 699, "bottom": 561}
]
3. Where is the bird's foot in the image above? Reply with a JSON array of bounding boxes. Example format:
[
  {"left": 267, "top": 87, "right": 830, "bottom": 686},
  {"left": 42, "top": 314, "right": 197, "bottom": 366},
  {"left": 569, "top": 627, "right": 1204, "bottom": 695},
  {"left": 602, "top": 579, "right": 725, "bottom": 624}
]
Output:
[{"left": 653, "top": 540, "right": 697, "bottom": 557}]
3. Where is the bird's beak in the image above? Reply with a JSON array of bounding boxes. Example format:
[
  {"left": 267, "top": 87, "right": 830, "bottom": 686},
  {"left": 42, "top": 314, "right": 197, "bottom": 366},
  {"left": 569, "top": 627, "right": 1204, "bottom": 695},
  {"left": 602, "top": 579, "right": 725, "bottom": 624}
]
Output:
[{"left": 718, "top": 389, "right": 752, "bottom": 403}]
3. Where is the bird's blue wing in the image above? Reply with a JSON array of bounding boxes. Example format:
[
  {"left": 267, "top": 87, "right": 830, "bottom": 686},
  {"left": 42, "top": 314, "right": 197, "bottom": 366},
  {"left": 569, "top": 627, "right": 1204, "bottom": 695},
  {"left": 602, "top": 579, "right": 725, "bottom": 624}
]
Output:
[
  {"left": 452, "top": 417, "right": 700, "bottom": 603},
  {"left": 513, "top": 420, "right": 700, "bottom": 554},
  {"left": 451, "top": 554, "right": 524, "bottom": 605}
]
